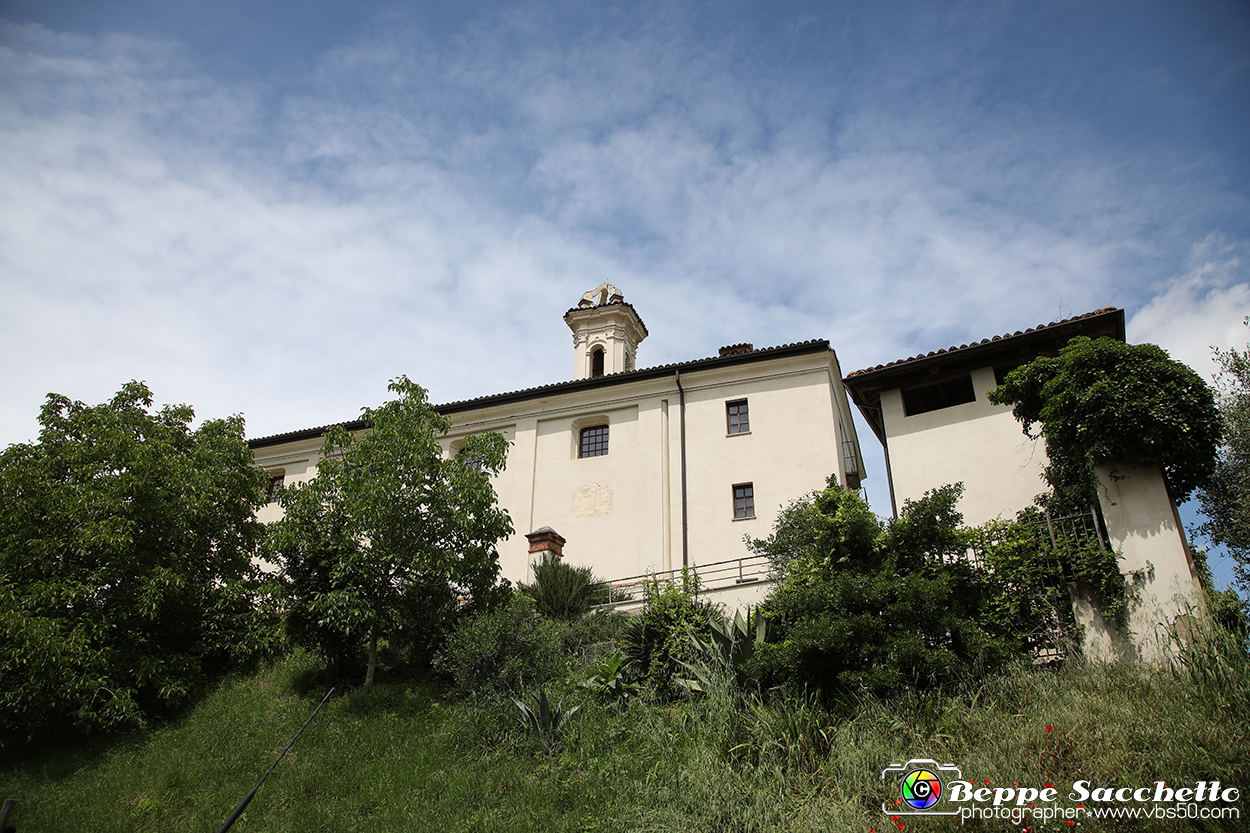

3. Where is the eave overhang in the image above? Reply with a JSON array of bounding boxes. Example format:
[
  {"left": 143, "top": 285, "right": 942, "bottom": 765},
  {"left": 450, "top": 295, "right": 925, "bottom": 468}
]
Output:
[{"left": 842, "top": 307, "right": 1126, "bottom": 446}]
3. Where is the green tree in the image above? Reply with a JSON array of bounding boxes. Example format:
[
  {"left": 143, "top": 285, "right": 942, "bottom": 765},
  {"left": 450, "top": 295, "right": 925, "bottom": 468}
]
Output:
[
  {"left": 749, "top": 474, "right": 881, "bottom": 578},
  {"left": 0, "top": 382, "right": 272, "bottom": 743},
  {"left": 619, "top": 569, "right": 715, "bottom": 695},
  {"left": 273, "top": 376, "right": 513, "bottom": 689},
  {"left": 750, "top": 481, "right": 1023, "bottom": 698},
  {"left": 1199, "top": 322, "right": 1250, "bottom": 594},
  {"left": 988, "top": 336, "right": 1220, "bottom": 507}
]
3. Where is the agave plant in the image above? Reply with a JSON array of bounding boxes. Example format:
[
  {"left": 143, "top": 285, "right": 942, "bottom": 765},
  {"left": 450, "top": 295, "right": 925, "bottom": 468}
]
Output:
[
  {"left": 511, "top": 686, "right": 580, "bottom": 746},
  {"left": 675, "top": 608, "right": 767, "bottom": 694},
  {"left": 581, "top": 648, "right": 640, "bottom": 701}
]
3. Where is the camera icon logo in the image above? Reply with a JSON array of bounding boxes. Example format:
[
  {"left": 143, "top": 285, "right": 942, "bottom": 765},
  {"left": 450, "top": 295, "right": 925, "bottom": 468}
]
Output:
[{"left": 881, "top": 758, "right": 962, "bottom": 816}]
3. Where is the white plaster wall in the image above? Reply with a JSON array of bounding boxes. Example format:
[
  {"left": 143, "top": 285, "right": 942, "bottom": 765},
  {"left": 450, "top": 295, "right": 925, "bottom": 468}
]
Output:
[
  {"left": 680, "top": 365, "right": 843, "bottom": 573},
  {"left": 1094, "top": 463, "right": 1203, "bottom": 662},
  {"left": 252, "top": 436, "right": 324, "bottom": 526},
  {"left": 250, "top": 350, "right": 863, "bottom": 595},
  {"left": 883, "top": 366, "right": 1049, "bottom": 524}
]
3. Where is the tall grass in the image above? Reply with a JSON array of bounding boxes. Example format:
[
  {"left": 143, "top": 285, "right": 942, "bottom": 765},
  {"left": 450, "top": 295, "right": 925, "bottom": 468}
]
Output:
[{"left": 4, "top": 635, "right": 1247, "bottom": 832}]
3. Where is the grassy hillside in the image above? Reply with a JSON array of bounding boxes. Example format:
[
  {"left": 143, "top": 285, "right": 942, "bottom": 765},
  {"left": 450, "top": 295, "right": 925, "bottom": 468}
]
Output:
[{"left": 4, "top": 639, "right": 1247, "bottom": 833}]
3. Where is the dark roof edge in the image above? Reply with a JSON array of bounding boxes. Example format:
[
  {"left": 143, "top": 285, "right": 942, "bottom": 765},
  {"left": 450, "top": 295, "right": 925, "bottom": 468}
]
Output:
[
  {"left": 841, "top": 307, "right": 1125, "bottom": 447},
  {"left": 562, "top": 299, "right": 650, "bottom": 336},
  {"left": 249, "top": 339, "right": 831, "bottom": 450},
  {"left": 844, "top": 307, "right": 1125, "bottom": 382}
]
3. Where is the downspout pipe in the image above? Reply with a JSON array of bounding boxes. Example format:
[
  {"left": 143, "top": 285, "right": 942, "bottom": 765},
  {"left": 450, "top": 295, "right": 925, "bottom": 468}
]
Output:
[
  {"left": 675, "top": 369, "right": 689, "bottom": 568},
  {"left": 862, "top": 403, "right": 897, "bottom": 519},
  {"left": 882, "top": 430, "right": 898, "bottom": 520}
]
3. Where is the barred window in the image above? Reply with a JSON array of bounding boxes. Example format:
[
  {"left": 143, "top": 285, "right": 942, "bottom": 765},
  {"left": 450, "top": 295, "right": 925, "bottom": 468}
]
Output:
[
  {"left": 727, "top": 399, "right": 750, "bottom": 434},
  {"left": 733, "top": 483, "right": 755, "bottom": 519},
  {"left": 457, "top": 446, "right": 483, "bottom": 472},
  {"left": 266, "top": 474, "right": 285, "bottom": 504},
  {"left": 579, "top": 424, "right": 609, "bottom": 458}
]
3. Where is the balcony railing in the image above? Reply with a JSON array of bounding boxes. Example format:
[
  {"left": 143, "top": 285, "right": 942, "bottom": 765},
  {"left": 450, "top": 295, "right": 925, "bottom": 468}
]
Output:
[{"left": 589, "top": 554, "right": 772, "bottom": 607}]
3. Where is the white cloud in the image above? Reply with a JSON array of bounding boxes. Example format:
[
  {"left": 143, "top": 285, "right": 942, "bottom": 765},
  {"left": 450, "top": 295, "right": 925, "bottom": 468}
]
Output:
[
  {"left": 1, "top": 3, "right": 1247, "bottom": 478},
  {"left": 1128, "top": 234, "right": 1250, "bottom": 383}
]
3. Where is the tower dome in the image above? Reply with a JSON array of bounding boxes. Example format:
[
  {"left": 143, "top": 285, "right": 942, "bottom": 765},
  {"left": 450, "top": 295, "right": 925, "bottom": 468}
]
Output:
[{"left": 563, "top": 284, "right": 649, "bottom": 380}]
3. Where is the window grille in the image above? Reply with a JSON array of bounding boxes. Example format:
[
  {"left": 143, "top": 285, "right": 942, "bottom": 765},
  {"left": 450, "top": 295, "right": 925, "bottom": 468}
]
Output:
[{"left": 579, "top": 424, "right": 609, "bottom": 458}]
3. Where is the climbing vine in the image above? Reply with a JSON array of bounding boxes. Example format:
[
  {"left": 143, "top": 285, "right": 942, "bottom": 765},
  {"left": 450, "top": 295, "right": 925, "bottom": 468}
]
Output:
[{"left": 988, "top": 336, "right": 1220, "bottom": 508}]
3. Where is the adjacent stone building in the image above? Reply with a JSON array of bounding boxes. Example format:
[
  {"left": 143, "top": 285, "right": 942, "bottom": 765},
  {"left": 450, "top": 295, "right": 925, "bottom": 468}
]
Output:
[{"left": 842, "top": 307, "right": 1205, "bottom": 660}]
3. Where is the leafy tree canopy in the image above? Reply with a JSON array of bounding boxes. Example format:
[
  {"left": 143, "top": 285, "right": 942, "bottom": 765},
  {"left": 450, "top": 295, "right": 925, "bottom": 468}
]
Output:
[
  {"left": 0, "top": 382, "right": 272, "bottom": 743},
  {"left": 988, "top": 336, "right": 1219, "bottom": 506},
  {"left": 749, "top": 479, "right": 1120, "bottom": 698},
  {"left": 1199, "top": 322, "right": 1250, "bottom": 594},
  {"left": 749, "top": 474, "right": 881, "bottom": 578},
  {"left": 273, "top": 376, "right": 513, "bottom": 688},
  {"left": 750, "top": 482, "right": 1009, "bottom": 697}
]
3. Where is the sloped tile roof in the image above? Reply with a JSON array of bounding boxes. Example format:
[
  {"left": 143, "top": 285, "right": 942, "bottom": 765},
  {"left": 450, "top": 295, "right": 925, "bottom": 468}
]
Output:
[
  {"left": 841, "top": 306, "right": 1125, "bottom": 447},
  {"left": 249, "top": 338, "right": 830, "bottom": 448},
  {"left": 847, "top": 307, "right": 1120, "bottom": 377}
]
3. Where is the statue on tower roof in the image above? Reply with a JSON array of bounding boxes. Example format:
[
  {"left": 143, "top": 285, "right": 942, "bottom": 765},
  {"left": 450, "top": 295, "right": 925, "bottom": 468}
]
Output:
[{"left": 578, "top": 283, "right": 624, "bottom": 308}]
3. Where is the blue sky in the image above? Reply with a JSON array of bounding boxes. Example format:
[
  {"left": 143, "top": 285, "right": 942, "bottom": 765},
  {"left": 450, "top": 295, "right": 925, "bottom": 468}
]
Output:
[{"left": 2, "top": 0, "right": 1248, "bottom": 588}]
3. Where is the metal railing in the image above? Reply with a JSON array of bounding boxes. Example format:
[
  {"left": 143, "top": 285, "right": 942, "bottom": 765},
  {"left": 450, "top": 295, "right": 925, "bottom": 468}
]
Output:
[
  {"left": 959, "top": 504, "right": 1110, "bottom": 662},
  {"left": 1038, "top": 505, "right": 1108, "bottom": 551},
  {"left": 589, "top": 554, "right": 772, "bottom": 607}
]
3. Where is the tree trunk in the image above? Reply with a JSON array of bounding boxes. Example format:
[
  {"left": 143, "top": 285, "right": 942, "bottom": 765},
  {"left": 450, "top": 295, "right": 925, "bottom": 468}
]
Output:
[{"left": 364, "top": 625, "right": 378, "bottom": 691}]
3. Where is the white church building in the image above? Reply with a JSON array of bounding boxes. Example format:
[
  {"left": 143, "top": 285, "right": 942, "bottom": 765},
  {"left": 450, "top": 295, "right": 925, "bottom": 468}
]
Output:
[
  {"left": 249, "top": 285, "right": 867, "bottom": 604},
  {"left": 250, "top": 290, "right": 1204, "bottom": 658}
]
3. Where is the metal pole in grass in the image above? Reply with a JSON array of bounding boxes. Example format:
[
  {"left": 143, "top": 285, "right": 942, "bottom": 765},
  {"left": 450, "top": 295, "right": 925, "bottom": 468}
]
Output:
[{"left": 217, "top": 687, "right": 335, "bottom": 833}]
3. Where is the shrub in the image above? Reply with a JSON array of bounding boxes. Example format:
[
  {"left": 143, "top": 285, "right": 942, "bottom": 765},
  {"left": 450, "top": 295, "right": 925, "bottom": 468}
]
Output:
[
  {"left": 556, "top": 609, "right": 633, "bottom": 659},
  {"left": 510, "top": 686, "right": 580, "bottom": 750},
  {"left": 438, "top": 592, "right": 564, "bottom": 698},
  {"left": 752, "top": 482, "right": 1027, "bottom": 699},
  {"left": 518, "top": 558, "right": 601, "bottom": 620},
  {"left": 621, "top": 570, "right": 715, "bottom": 695},
  {"left": 674, "top": 608, "right": 766, "bottom": 696},
  {"left": 749, "top": 474, "right": 881, "bottom": 577},
  {"left": 581, "top": 648, "right": 640, "bottom": 702}
]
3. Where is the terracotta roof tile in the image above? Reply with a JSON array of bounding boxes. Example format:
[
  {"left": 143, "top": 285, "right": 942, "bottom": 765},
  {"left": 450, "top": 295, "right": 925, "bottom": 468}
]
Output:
[
  {"left": 846, "top": 307, "right": 1119, "bottom": 377},
  {"left": 249, "top": 338, "right": 830, "bottom": 447}
]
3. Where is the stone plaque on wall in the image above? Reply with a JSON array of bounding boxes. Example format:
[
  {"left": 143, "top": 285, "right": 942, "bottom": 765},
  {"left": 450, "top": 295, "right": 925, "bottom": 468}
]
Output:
[{"left": 573, "top": 484, "right": 613, "bottom": 517}]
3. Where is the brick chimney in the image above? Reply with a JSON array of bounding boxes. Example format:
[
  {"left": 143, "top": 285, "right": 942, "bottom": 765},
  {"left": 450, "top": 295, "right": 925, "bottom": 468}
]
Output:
[
  {"left": 719, "top": 343, "right": 754, "bottom": 358},
  {"left": 525, "top": 526, "right": 566, "bottom": 562}
]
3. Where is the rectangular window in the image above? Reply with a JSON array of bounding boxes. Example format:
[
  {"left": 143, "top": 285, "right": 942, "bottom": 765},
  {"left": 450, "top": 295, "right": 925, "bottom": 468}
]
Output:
[
  {"left": 902, "top": 374, "right": 977, "bottom": 416},
  {"left": 579, "top": 424, "right": 609, "bottom": 458},
  {"left": 266, "top": 474, "right": 284, "bottom": 503},
  {"left": 733, "top": 483, "right": 755, "bottom": 519},
  {"left": 727, "top": 399, "right": 750, "bottom": 434}
]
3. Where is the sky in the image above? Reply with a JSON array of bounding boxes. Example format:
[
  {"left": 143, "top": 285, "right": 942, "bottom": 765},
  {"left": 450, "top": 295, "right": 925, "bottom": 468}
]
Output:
[{"left": 2, "top": 0, "right": 1248, "bottom": 588}]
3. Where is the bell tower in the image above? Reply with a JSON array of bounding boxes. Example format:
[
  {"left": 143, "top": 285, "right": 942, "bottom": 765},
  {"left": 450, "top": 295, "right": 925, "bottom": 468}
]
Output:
[{"left": 564, "top": 284, "right": 649, "bottom": 380}]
